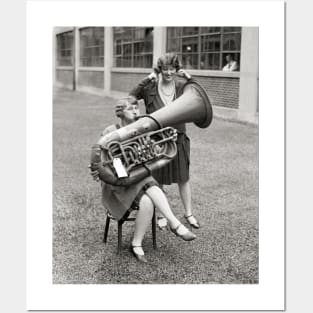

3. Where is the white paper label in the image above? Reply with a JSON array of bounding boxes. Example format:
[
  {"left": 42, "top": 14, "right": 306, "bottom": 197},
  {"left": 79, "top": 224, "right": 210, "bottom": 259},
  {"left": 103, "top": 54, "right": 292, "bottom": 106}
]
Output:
[{"left": 113, "top": 158, "right": 128, "bottom": 178}]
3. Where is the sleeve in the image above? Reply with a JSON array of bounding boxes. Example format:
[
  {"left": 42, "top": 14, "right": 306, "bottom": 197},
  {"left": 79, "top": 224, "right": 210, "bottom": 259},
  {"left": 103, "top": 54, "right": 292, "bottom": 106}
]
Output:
[
  {"left": 230, "top": 62, "right": 238, "bottom": 71},
  {"left": 98, "top": 125, "right": 119, "bottom": 165},
  {"left": 100, "top": 124, "right": 117, "bottom": 137},
  {"left": 222, "top": 64, "right": 229, "bottom": 72},
  {"left": 129, "top": 76, "right": 152, "bottom": 100}
]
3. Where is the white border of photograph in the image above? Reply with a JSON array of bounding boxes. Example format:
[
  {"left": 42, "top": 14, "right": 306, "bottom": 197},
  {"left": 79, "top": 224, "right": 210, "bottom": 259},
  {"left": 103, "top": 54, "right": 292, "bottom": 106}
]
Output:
[{"left": 27, "top": 0, "right": 285, "bottom": 310}]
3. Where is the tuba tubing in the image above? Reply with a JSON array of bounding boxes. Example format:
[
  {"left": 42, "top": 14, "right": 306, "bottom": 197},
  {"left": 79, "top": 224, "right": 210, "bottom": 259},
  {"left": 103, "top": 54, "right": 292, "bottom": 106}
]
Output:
[
  {"left": 92, "top": 157, "right": 173, "bottom": 187},
  {"left": 90, "top": 127, "right": 177, "bottom": 186},
  {"left": 90, "top": 80, "right": 213, "bottom": 186},
  {"left": 96, "top": 80, "right": 212, "bottom": 149}
]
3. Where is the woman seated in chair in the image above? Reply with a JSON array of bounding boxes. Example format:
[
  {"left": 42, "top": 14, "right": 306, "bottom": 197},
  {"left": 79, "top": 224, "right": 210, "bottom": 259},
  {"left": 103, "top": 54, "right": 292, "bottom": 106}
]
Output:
[{"left": 90, "top": 96, "right": 196, "bottom": 263}]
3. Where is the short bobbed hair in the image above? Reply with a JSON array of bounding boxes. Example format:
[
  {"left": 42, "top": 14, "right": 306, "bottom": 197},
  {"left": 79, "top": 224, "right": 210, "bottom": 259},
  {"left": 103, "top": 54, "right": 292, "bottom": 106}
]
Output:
[
  {"left": 115, "top": 96, "right": 138, "bottom": 118},
  {"left": 155, "top": 53, "right": 182, "bottom": 73}
]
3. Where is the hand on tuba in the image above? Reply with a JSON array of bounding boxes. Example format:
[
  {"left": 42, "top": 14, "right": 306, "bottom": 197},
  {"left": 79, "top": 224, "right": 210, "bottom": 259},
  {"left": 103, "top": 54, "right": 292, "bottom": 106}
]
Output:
[
  {"left": 177, "top": 69, "right": 192, "bottom": 80},
  {"left": 88, "top": 164, "right": 100, "bottom": 182}
]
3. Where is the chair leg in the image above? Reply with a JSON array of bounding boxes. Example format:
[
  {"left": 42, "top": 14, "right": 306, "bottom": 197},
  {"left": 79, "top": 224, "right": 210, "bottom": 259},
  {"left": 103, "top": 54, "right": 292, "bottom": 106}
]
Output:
[
  {"left": 103, "top": 215, "right": 111, "bottom": 243},
  {"left": 117, "top": 220, "right": 123, "bottom": 253},
  {"left": 152, "top": 209, "right": 157, "bottom": 250},
  {"left": 103, "top": 208, "right": 157, "bottom": 252}
]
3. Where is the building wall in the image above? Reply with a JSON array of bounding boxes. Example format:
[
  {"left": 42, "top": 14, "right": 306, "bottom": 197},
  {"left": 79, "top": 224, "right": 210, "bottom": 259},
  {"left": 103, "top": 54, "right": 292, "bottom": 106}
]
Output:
[
  {"left": 53, "top": 27, "right": 259, "bottom": 123},
  {"left": 56, "top": 69, "right": 73, "bottom": 89},
  {"left": 111, "top": 72, "right": 148, "bottom": 92},
  {"left": 238, "top": 27, "right": 259, "bottom": 123},
  {"left": 78, "top": 70, "right": 104, "bottom": 89},
  {"left": 190, "top": 75, "right": 239, "bottom": 109},
  {"left": 54, "top": 27, "right": 75, "bottom": 89},
  {"left": 111, "top": 72, "right": 239, "bottom": 109}
]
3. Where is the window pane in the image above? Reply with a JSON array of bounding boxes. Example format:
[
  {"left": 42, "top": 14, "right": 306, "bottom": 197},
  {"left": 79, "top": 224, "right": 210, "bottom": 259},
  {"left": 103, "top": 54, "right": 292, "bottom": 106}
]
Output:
[
  {"left": 114, "top": 29, "right": 124, "bottom": 42},
  {"left": 134, "top": 28, "right": 152, "bottom": 41},
  {"left": 113, "top": 27, "right": 153, "bottom": 68},
  {"left": 144, "top": 39, "right": 153, "bottom": 52},
  {"left": 201, "top": 34, "right": 221, "bottom": 52},
  {"left": 144, "top": 54, "right": 152, "bottom": 68},
  {"left": 201, "top": 27, "right": 221, "bottom": 34},
  {"left": 124, "top": 28, "right": 133, "bottom": 42},
  {"left": 123, "top": 43, "right": 132, "bottom": 56},
  {"left": 115, "top": 42, "right": 122, "bottom": 55},
  {"left": 134, "top": 42, "right": 144, "bottom": 54},
  {"left": 134, "top": 28, "right": 143, "bottom": 40},
  {"left": 79, "top": 27, "right": 104, "bottom": 67},
  {"left": 182, "top": 37, "right": 198, "bottom": 53},
  {"left": 144, "top": 28, "right": 153, "bottom": 52},
  {"left": 114, "top": 57, "right": 121, "bottom": 67},
  {"left": 223, "top": 27, "right": 241, "bottom": 33},
  {"left": 134, "top": 55, "right": 143, "bottom": 67},
  {"left": 122, "top": 56, "right": 132, "bottom": 67},
  {"left": 223, "top": 33, "right": 241, "bottom": 51},
  {"left": 182, "top": 27, "right": 199, "bottom": 35},
  {"left": 167, "top": 38, "right": 181, "bottom": 52},
  {"left": 200, "top": 53, "right": 220, "bottom": 70},
  {"left": 114, "top": 27, "right": 133, "bottom": 43},
  {"left": 56, "top": 31, "right": 73, "bottom": 66},
  {"left": 167, "top": 27, "right": 182, "bottom": 38},
  {"left": 182, "top": 54, "right": 198, "bottom": 69}
]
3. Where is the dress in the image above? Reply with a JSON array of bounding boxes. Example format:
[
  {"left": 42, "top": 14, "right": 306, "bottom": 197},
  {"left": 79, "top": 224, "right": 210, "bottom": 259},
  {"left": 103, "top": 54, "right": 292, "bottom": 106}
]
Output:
[
  {"left": 129, "top": 76, "right": 191, "bottom": 185},
  {"left": 100, "top": 124, "right": 158, "bottom": 221}
]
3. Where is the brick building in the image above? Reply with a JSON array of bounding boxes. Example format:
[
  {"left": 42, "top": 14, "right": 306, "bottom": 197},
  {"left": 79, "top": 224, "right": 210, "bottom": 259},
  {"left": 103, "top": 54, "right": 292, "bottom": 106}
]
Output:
[{"left": 53, "top": 27, "right": 258, "bottom": 123}]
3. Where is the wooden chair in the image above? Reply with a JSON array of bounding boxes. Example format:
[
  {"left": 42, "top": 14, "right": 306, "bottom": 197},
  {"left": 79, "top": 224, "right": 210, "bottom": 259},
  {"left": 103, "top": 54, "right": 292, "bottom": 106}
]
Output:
[{"left": 103, "top": 206, "right": 157, "bottom": 252}]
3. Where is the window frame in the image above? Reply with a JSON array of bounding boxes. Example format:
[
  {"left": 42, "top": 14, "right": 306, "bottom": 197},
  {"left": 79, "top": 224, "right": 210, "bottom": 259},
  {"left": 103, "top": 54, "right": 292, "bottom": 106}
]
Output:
[
  {"left": 113, "top": 27, "right": 154, "bottom": 68},
  {"left": 56, "top": 31, "right": 74, "bottom": 67},
  {"left": 79, "top": 27, "right": 105, "bottom": 67},
  {"left": 166, "top": 27, "right": 242, "bottom": 71}
]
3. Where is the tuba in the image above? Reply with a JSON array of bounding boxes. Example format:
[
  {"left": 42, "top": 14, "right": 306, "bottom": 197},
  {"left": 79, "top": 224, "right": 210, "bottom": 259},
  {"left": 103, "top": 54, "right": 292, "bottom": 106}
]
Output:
[{"left": 90, "top": 80, "right": 213, "bottom": 186}]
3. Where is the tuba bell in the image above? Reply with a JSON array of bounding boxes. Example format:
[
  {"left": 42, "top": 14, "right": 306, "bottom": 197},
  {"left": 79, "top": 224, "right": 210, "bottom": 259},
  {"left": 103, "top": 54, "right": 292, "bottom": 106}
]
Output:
[{"left": 90, "top": 80, "right": 213, "bottom": 186}]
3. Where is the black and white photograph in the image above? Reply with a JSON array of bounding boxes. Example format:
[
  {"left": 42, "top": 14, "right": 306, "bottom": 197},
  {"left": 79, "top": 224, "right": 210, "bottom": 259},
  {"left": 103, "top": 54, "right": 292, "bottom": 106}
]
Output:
[
  {"left": 53, "top": 26, "right": 259, "bottom": 285},
  {"left": 26, "top": 1, "right": 285, "bottom": 310}
]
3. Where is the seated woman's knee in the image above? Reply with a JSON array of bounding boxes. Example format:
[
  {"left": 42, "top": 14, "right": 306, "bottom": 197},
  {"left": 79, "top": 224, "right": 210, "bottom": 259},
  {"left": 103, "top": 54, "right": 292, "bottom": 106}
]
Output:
[{"left": 139, "top": 194, "right": 154, "bottom": 212}]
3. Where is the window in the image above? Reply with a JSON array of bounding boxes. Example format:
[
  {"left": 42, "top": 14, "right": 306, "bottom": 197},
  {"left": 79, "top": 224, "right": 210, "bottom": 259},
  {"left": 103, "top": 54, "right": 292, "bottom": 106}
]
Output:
[
  {"left": 167, "top": 27, "right": 241, "bottom": 70},
  {"left": 113, "top": 27, "right": 153, "bottom": 68},
  {"left": 79, "top": 27, "right": 104, "bottom": 67},
  {"left": 56, "top": 31, "right": 73, "bottom": 66}
]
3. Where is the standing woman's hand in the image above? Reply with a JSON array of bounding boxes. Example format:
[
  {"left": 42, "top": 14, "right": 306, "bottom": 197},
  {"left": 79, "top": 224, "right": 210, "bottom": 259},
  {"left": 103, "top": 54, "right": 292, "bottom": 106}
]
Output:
[
  {"left": 148, "top": 71, "right": 158, "bottom": 81},
  {"left": 178, "top": 69, "right": 192, "bottom": 80}
]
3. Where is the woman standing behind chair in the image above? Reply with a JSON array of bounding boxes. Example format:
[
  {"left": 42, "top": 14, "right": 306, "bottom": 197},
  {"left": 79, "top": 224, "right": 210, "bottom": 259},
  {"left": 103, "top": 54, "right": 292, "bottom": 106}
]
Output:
[{"left": 129, "top": 53, "right": 200, "bottom": 230}]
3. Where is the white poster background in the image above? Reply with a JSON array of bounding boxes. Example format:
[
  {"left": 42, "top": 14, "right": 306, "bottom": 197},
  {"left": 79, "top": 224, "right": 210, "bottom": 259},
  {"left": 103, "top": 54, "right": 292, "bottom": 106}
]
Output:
[{"left": 27, "top": 0, "right": 285, "bottom": 310}]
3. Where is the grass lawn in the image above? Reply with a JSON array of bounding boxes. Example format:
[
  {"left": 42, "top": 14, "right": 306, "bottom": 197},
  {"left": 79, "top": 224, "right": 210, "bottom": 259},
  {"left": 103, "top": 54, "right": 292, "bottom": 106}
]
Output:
[{"left": 53, "top": 88, "right": 258, "bottom": 284}]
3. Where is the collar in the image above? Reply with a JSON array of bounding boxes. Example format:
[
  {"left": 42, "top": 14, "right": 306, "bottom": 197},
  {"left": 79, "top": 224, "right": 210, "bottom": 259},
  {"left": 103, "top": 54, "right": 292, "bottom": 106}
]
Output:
[{"left": 152, "top": 78, "right": 183, "bottom": 96}]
